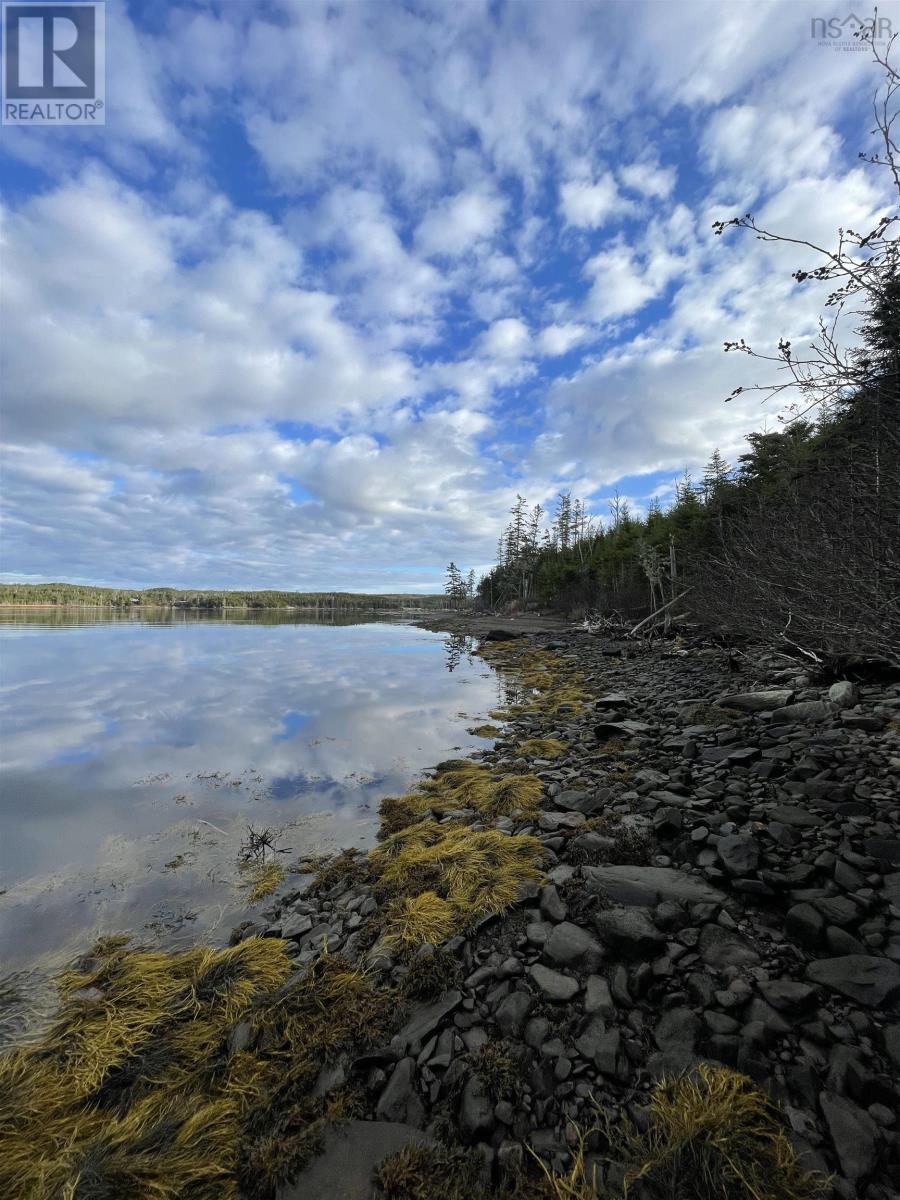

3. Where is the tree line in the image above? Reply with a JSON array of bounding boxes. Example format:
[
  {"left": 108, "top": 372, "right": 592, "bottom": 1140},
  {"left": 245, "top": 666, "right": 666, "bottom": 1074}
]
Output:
[
  {"left": 474, "top": 30, "right": 899, "bottom": 666},
  {"left": 0, "top": 583, "right": 449, "bottom": 612}
]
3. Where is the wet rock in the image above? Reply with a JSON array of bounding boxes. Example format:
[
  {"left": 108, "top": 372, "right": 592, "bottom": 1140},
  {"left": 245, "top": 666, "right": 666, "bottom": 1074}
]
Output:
[
  {"left": 528, "top": 964, "right": 579, "bottom": 1002},
  {"left": 807, "top": 956, "right": 900, "bottom": 1009}
]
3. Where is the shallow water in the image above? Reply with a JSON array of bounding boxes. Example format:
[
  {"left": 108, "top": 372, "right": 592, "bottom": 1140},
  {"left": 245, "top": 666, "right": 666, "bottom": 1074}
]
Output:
[{"left": 0, "top": 611, "right": 502, "bottom": 1042}]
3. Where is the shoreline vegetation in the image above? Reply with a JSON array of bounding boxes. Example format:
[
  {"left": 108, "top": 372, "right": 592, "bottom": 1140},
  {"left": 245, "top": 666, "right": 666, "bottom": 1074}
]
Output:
[
  {"left": 0, "top": 584, "right": 451, "bottom": 613},
  {"left": 4, "top": 618, "right": 885, "bottom": 1200}
]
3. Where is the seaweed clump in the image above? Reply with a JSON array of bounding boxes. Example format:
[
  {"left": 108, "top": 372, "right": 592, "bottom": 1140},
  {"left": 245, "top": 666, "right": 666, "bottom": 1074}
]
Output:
[
  {"left": 375, "top": 1143, "right": 490, "bottom": 1200},
  {"left": 618, "top": 1065, "right": 828, "bottom": 1200},
  {"left": 371, "top": 820, "right": 544, "bottom": 947},
  {"left": 379, "top": 761, "right": 543, "bottom": 836},
  {"left": 0, "top": 936, "right": 398, "bottom": 1200}
]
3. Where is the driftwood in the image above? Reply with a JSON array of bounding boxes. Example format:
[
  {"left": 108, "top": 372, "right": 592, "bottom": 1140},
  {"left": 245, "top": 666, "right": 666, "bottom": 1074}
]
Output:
[{"left": 627, "top": 588, "right": 694, "bottom": 638}]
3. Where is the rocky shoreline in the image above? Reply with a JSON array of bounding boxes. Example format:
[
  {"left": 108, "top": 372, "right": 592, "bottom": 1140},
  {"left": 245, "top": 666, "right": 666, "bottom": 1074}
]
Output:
[{"left": 248, "top": 622, "right": 900, "bottom": 1199}]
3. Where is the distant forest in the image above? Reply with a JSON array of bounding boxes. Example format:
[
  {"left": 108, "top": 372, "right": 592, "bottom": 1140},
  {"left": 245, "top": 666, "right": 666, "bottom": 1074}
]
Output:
[
  {"left": 476, "top": 39, "right": 900, "bottom": 667},
  {"left": 0, "top": 583, "right": 448, "bottom": 612}
]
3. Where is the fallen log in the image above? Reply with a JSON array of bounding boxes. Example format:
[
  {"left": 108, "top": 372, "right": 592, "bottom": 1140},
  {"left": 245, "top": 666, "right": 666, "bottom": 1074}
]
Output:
[{"left": 627, "top": 588, "right": 694, "bottom": 638}]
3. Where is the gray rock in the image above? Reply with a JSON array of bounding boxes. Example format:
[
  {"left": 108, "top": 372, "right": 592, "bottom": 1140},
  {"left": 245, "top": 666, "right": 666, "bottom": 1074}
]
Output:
[
  {"left": 313, "top": 1056, "right": 348, "bottom": 1098},
  {"left": 698, "top": 924, "right": 760, "bottom": 968},
  {"left": 828, "top": 681, "right": 859, "bottom": 708},
  {"left": 756, "top": 979, "right": 817, "bottom": 1010},
  {"left": 770, "top": 700, "right": 838, "bottom": 724},
  {"left": 716, "top": 834, "right": 759, "bottom": 876},
  {"left": 559, "top": 790, "right": 612, "bottom": 816},
  {"left": 394, "top": 990, "right": 462, "bottom": 1051},
  {"left": 539, "top": 884, "right": 567, "bottom": 923},
  {"left": 584, "top": 975, "right": 615, "bottom": 1016},
  {"left": 883, "top": 1025, "right": 900, "bottom": 1070},
  {"left": 459, "top": 1075, "right": 494, "bottom": 1143},
  {"left": 595, "top": 909, "right": 665, "bottom": 958},
  {"left": 786, "top": 903, "right": 825, "bottom": 949},
  {"left": 544, "top": 921, "right": 603, "bottom": 969},
  {"left": 807, "top": 956, "right": 900, "bottom": 1009},
  {"left": 574, "top": 1015, "right": 608, "bottom": 1060},
  {"left": 820, "top": 1091, "right": 878, "bottom": 1183},
  {"left": 654, "top": 1007, "right": 701, "bottom": 1053},
  {"left": 718, "top": 689, "right": 794, "bottom": 711},
  {"left": 376, "top": 1057, "right": 421, "bottom": 1124},
  {"left": 864, "top": 838, "right": 900, "bottom": 867},
  {"left": 276, "top": 1120, "right": 435, "bottom": 1200},
  {"left": 280, "top": 911, "right": 314, "bottom": 939},
  {"left": 595, "top": 719, "right": 652, "bottom": 739},
  {"left": 494, "top": 991, "right": 532, "bottom": 1038},
  {"left": 539, "top": 811, "right": 586, "bottom": 832},
  {"left": 583, "top": 864, "right": 725, "bottom": 907},
  {"left": 528, "top": 963, "right": 579, "bottom": 1001}
]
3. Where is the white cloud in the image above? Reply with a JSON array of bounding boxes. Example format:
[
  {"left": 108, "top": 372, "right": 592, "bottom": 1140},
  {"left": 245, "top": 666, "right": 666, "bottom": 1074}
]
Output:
[
  {"left": 620, "top": 161, "right": 677, "bottom": 199},
  {"left": 538, "top": 323, "right": 592, "bottom": 357},
  {"left": 480, "top": 317, "right": 530, "bottom": 359},
  {"left": 416, "top": 189, "right": 506, "bottom": 258},
  {"left": 559, "top": 174, "right": 628, "bottom": 229}
]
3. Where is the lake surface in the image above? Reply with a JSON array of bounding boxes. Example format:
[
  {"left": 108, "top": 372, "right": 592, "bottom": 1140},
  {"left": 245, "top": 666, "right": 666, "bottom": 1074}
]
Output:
[{"left": 0, "top": 611, "right": 503, "bottom": 1042}]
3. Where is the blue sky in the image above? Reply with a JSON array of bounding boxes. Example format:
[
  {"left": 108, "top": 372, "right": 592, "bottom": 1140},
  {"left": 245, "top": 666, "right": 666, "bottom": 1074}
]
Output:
[{"left": 1, "top": 0, "right": 897, "bottom": 590}]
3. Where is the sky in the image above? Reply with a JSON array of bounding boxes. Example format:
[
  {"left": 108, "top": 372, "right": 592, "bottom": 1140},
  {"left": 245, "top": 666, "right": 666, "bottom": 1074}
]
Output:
[{"left": 1, "top": 0, "right": 898, "bottom": 592}]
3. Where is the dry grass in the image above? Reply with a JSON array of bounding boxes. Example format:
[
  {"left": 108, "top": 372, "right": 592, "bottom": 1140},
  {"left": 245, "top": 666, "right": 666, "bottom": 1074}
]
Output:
[
  {"left": 469, "top": 723, "right": 502, "bottom": 738},
  {"left": 0, "top": 937, "right": 399, "bottom": 1200}
]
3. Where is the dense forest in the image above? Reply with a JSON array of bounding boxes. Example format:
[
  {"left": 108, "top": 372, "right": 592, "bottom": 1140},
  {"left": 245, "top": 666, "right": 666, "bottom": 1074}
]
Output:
[
  {"left": 476, "top": 39, "right": 900, "bottom": 667},
  {"left": 0, "top": 583, "right": 448, "bottom": 612}
]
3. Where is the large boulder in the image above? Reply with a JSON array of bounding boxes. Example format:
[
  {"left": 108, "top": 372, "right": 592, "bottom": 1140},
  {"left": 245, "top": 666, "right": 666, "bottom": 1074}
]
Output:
[
  {"left": 770, "top": 700, "right": 838, "bottom": 724},
  {"left": 717, "top": 689, "right": 794, "bottom": 711},
  {"left": 544, "top": 921, "right": 603, "bottom": 969},
  {"left": 806, "top": 956, "right": 900, "bottom": 1009},
  {"left": 277, "top": 1120, "right": 436, "bottom": 1200},
  {"left": 583, "top": 864, "right": 726, "bottom": 908},
  {"left": 819, "top": 1091, "right": 879, "bottom": 1184},
  {"left": 528, "top": 963, "right": 579, "bottom": 1001},
  {"left": 595, "top": 909, "right": 665, "bottom": 958}
]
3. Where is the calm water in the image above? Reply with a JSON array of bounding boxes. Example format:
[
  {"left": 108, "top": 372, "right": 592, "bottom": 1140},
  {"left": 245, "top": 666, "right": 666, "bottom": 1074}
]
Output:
[{"left": 0, "top": 611, "right": 502, "bottom": 1041}]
